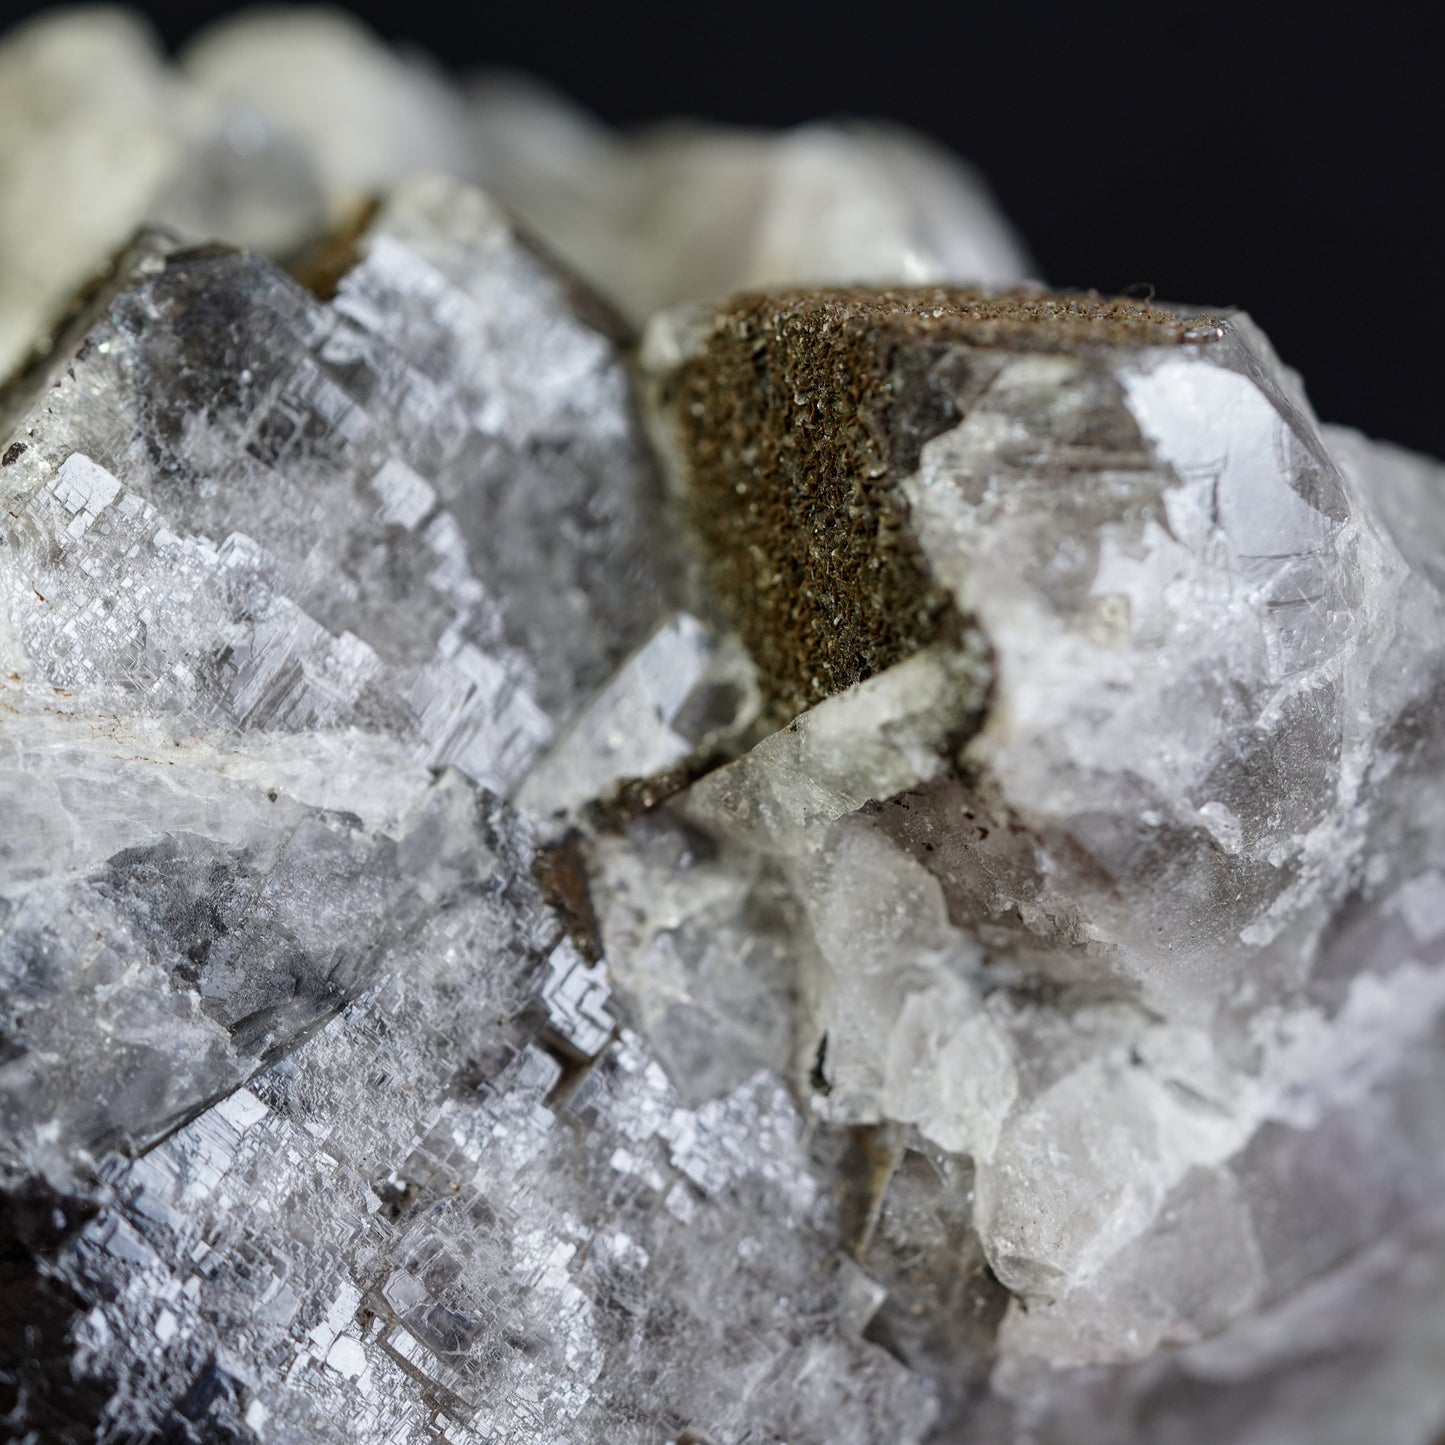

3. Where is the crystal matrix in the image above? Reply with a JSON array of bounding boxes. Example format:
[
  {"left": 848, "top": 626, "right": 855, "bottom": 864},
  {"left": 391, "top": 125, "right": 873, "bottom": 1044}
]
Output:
[
  {"left": 1, "top": 11, "right": 1444, "bottom": 1445},
  {"left": 0, "top": 6, "right": 1027, "bottom": 378},
  {"left": 0, "top": 178, "right": 930, "bottom": 1443},
  {"left": 633, "top": 285, "right": 1445, "bottom": 1438}
]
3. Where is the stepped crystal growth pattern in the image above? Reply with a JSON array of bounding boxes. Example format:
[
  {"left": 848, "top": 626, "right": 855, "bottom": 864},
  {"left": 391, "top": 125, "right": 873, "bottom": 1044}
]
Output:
[{"left": 1, "top": 9, "right": 1443, "bottom": 1445}]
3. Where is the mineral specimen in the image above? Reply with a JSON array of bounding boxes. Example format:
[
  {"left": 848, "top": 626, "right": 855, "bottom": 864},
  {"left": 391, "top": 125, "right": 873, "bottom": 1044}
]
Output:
[
  {"left": 469, "top": 77, "right": 1029, "bottom": 325},
  {"left": 0, "top": 171, "right": 675, "bottom": 1175},
  {"left": 0, "top": 8, "right": 329, "bottom": 380},
  {"left": 1, "top": 9, "right": 1444, "bottom": 1445},
  {"left": 633, "top": 287, "right": 1445, "bottom": 1437},
  {"left": 0, "top": 7, "right": 1027, "bottom": 377}
]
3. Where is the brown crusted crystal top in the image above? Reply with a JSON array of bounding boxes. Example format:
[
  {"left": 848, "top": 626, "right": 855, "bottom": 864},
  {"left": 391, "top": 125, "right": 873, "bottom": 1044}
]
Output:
[
  {"left": 708, "top": 286, "right": 1223, "bottom": 352},
  {"left": 670, "top": 287, "right": 1219, "bottom": 720}
]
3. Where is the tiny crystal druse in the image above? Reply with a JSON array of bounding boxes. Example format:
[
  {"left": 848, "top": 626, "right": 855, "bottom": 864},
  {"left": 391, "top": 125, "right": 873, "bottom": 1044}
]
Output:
[{"left": 1, "top": 10, "right": 1443, "bottom": 1445}]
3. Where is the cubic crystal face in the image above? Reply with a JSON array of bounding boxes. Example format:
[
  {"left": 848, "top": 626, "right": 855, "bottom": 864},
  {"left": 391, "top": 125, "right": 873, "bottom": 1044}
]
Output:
[
  {"left": 2, "top": 13, "right": 1445, "bottom": 1445},
  {"left": 0, "top": 179, "right": 934, "bottom": 1445},
  {"left": 0, "top": 174, "right": 677, "bottom": 1181},
  {"left": 9, "top": 777, "right": 936, "bottom": 1444}
]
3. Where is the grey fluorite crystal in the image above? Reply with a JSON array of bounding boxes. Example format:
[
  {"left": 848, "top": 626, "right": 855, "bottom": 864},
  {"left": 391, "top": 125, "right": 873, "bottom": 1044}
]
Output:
[
  {"left": 1, "top": 16, "right": 1444, "bottom": 1445},
  {"left": 0, "top": 175, "right": 932, "bottom": 1445},
  {"left": 0, "top": 173, "right": 676, "bottom": 1174}
]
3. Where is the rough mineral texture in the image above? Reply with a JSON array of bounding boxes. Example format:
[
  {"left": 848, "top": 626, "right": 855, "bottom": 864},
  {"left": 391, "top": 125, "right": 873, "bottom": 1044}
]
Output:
[
  {"left": 635, "top": 288, "right": 1445, "bottom": 1440},
  {"left": 0, "top": 176, "right": 935, "bottom": 1444},
  {"left": 655, "top": 287, "right": 1220, "bottom": 716},
  {"left": 1, "top": 11, "right": 1444, "bottom": 1445}
]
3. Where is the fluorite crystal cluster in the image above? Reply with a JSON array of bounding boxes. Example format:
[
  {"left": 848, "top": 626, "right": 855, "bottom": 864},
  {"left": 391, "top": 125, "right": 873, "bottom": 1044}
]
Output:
[{"left": 2, "top": 10, "right": 1443, "bottom": 1445}]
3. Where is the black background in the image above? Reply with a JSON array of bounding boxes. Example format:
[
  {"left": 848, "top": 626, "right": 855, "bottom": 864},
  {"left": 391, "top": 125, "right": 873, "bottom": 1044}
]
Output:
[{"left": 4, "top": 0, "right": 1443, "bottom": 456}]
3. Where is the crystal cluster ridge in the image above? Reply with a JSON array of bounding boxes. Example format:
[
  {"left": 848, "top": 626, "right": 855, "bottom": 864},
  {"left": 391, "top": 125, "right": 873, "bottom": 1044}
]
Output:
[{"left": 1, "top": 11, "right": 1444, "bottom": 1445}]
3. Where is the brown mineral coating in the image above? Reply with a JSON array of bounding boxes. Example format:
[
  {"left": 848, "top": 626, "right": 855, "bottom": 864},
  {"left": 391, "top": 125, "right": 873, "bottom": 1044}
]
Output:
[
  {"left": 669, "top": 286, "right": 1220, "bottom": 719},
  {"left": 290, "top": 197, "right": 382, "bottom": 301},
  {"left": 533, "top": 836, "right": 603, "bottom": 964},
  {"left": 293, "top": 194, "right": 637, "bottom": 346}
]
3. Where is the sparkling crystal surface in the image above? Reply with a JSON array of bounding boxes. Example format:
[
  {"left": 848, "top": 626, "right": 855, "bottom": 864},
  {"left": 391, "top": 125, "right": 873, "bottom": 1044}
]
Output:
[
  {"left": 633, "top": 289, "right": 1445, "bottom": 1438},
  {"left": 0, "top": 173, "right": 675, "bottom": 1179},
  {"left": 0, "top": 167, "right": 948, "bottom": 1445},
  {"left": 1, "top": 14, "right": 1444, "bottom": 1445}
]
